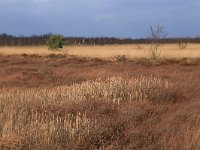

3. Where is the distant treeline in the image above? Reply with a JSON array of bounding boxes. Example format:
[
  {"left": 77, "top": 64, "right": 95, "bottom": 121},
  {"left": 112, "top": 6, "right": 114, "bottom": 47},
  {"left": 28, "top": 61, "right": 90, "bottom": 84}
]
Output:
[{"left": 0, "top": 33, "right": 200, "bottom": 46}]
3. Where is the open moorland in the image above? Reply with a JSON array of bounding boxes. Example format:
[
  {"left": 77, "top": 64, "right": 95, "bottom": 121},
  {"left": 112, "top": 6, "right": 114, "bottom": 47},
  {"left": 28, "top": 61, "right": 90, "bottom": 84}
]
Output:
[
  {"left": 0, "top": 45, "right": 200, "bottom": 149},
  {"left": 0, "top": 44, "right": 200, "bottom": 58}
]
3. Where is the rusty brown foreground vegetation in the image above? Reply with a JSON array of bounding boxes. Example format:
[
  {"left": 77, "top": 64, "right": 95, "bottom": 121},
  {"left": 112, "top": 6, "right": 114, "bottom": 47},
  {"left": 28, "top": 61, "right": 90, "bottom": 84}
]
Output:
[{"left": 0, "top": 54, "right": 200, "bottom": 149}]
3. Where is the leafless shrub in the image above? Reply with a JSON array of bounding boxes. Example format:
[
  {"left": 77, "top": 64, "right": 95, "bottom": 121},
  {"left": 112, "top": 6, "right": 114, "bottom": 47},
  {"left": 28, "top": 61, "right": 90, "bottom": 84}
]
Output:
[
  {"left": 178, "top": 41, "right": 187, "bottom": 49},
  {"left": 149, "top": 25, "right": 167, "bottom": 60}
]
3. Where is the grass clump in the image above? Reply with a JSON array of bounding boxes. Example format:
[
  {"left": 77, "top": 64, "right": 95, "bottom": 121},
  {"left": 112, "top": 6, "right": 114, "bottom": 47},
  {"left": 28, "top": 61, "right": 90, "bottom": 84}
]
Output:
[
  {"left": 0, "top": 76, "right": 189, "bottom": 149},
  {"left": 114, "top": 55, "right": 128, "bottom": 62}
]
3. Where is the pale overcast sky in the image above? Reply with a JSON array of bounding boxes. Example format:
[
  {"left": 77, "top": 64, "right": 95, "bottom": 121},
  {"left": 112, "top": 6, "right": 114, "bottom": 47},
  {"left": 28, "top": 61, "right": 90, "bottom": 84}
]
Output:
[{"left": 0, "top": 0, "right": 200, "bottom": 38}]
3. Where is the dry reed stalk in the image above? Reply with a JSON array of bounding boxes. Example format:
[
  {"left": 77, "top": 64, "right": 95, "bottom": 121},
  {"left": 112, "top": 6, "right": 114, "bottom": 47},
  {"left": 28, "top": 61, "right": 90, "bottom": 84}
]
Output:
[{"left": 0, "top": 76, "right": 175, "bottom": 148}]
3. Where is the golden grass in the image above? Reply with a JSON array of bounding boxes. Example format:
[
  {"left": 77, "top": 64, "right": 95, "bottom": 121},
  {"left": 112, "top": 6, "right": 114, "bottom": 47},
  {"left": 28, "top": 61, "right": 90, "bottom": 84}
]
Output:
[
  {"left": 0, "top": 44, "right": 200, "bottom": 58},
  {"left": 67, "top": 44, "right": 200, "bottom": 58},
  {"left": 0, "top": 46, "right": 60, "bottom": 55},
  {"left": 0, "top": 76, "right": 174, "bottom": 149},
  {"left": 0, "top": 76, "right": 199, "bottom": 149}
]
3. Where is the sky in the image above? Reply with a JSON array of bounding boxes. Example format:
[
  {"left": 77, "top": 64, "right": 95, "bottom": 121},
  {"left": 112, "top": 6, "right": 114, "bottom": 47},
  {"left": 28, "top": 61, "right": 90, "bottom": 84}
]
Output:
[{"left": 0, "top": 0, "right": 200, "bottom": 38}]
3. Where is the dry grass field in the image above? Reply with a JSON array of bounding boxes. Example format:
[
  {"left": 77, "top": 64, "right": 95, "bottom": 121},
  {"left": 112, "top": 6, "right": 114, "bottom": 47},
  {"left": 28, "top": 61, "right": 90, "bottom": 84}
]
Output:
[
  {"left": 0, "top": 44, "right": 200, "bottom": 58},
  {"left": 0, "top": 45, "right": 200, "bottom": 149}
]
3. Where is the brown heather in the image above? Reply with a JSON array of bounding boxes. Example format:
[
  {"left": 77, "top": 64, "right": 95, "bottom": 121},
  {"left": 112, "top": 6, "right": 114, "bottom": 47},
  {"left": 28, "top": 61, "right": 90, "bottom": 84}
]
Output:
[{"left": 0, "top": 52, "right": 200, "bottom": 149}]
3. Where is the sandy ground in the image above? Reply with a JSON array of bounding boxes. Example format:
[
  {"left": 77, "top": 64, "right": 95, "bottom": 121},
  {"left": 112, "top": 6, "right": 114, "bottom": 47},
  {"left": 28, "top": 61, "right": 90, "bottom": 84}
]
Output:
[{"left": 0, "top": 44, "right": 200, "bottom": 58}]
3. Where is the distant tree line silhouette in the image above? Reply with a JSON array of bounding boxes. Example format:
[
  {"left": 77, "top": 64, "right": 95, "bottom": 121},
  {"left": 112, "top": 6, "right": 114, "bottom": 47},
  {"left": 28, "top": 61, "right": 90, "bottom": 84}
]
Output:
[
  {"left": 0, "top": 34, "right": 49, "bottom": 46},
  {"left": 0, "top": 33, "right": 200, "bottom": 46}
]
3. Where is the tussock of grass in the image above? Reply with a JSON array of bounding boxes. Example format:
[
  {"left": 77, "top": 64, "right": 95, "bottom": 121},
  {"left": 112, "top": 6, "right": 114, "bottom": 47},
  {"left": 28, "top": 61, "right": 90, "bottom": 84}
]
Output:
[{"left": 0, "top": 76, "right": 198, "bottom": 149}]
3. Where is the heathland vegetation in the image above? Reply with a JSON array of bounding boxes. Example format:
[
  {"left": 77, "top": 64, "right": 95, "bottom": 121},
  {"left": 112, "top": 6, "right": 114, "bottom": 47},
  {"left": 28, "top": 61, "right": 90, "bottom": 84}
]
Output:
[
  {"left": 0, "top": 30, "right": 200, "bottom": 149},
  {"left": 1, "top": 44, "right": 200, "bottom": 58},
  {"left": 0, "top": 54, "right": 200, "bottom": 149}
]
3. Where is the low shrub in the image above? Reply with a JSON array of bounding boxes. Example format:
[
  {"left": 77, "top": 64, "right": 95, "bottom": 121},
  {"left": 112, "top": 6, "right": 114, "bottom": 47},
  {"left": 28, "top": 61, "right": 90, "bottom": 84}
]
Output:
[
  {"left": 46, "top": 34, "right": 65, "bottom": 50},
  {"left": 114, "top": 55, "right": 128, "bottom": 62}
]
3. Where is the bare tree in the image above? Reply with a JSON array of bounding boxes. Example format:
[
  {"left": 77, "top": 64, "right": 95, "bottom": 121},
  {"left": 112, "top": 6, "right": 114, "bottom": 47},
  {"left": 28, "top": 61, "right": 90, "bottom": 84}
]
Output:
[
  {"left": 178, "top": 40, "right": 187, "bottom": 49},
  {"left": 149, "top": 25, "right": 167, "bottom": 60}
]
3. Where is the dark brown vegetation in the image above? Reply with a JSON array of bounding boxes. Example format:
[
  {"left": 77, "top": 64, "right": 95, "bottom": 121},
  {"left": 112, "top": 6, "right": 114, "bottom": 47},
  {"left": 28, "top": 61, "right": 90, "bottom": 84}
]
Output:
[
  {"left": 0, "top": 54, "right": 200, "bottom": 88},
  {"left": 0, "top": 54, "right": 200, "bottom": 149}
]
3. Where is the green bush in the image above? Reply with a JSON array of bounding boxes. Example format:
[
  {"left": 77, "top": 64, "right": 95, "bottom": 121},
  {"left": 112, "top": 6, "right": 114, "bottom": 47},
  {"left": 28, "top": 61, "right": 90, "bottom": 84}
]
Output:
[{"left": 46, "top": 34, "right": 65, "bottom": 50}]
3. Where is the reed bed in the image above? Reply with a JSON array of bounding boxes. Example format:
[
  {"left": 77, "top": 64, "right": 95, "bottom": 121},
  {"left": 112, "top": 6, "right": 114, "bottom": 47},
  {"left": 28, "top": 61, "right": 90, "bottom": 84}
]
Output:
[{"left": 0, "top": 76, "right": 179, "bottom": 149}]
